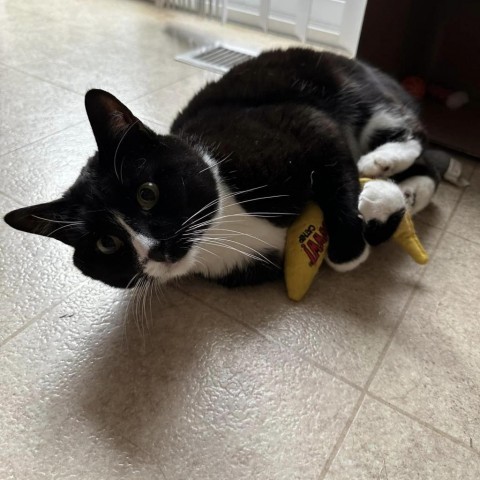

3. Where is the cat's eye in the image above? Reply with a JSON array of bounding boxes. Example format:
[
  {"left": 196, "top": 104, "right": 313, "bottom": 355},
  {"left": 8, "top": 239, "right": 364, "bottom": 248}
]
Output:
[
  {"left": 96, "top": 235, "right": 123, "bottom": 255},
  {"left": 137, "top": 182, "right": 159, "bottom": 210}
]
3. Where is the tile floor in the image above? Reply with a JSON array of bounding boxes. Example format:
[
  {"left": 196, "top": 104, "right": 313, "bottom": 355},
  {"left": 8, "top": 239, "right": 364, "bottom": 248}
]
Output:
[{"left": 1, "top": 0, "right": 479, "bottom": 478}]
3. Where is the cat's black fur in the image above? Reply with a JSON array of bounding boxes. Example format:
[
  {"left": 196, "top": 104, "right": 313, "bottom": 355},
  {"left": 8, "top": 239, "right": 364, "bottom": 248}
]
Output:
[{"left": 4, "top": 48, "right": 433, "bottom": 289}]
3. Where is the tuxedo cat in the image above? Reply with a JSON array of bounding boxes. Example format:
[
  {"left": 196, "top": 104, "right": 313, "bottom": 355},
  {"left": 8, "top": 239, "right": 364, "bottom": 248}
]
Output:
[{"left": 4, "top": 48, "right": 437, "bottom": 289}]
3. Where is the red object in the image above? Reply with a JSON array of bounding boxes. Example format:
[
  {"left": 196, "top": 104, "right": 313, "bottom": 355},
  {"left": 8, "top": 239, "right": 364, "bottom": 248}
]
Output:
[{"left": 402, "top": 76, "right": 426, "bottom": 99}]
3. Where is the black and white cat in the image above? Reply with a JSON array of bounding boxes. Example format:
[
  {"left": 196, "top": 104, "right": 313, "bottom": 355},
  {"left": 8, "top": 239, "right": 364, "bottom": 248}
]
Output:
[{"left": 4, "top": 48, "right": 438, "bottom": 289}]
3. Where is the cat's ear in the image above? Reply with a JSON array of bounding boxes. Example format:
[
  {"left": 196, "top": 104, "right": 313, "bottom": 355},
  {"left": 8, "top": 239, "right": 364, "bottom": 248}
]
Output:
[
  {"left": 4, "top": 199, "right": 80, "bottom": 246},
  {"left": 84, "top": 89, "right": 142, "bottom": 151}
]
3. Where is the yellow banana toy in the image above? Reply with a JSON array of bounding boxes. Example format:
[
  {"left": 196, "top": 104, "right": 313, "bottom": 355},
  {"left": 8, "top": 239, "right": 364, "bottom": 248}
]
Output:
[{"left": 284, "top": 178, "right": 428, "bottom": 301}]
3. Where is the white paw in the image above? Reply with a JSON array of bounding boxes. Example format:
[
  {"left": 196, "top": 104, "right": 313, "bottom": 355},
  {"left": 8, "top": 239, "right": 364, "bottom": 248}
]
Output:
[
  {"left": 399, "top": 176, "right": 436, "bottom": 214},
  {"left": 357, "top": 153, "right": 394, "bottom": 177},
  {"left": 326, "top": 244, "right": 371, "bottom": 272},
  {"left": 357, "top": 140, "right": 422, "bottom": 177},
  {"left": 359, "top": 180, "right": 406, "bottom": 223}
]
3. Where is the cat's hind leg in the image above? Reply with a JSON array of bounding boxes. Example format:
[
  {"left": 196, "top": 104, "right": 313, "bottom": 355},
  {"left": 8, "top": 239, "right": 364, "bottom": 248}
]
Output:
[
  {"left": 356, "top": 109, "right": 424, "bottom": 178},
  {"left": 357, "top": 138, "right": 423, "bottom": 178},
  {"left": 392, "top": 162, "right": 440, "bottom": 214}
]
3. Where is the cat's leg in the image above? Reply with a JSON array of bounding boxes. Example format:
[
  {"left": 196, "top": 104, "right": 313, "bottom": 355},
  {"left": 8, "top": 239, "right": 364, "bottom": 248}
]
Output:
[
  {"left": 359, "top": 179, "right": 406, "bottom": 245},
  {"left": 392, "top": 162, "right": 440, "bottom": 215},
  {"left": 356, "top": 109, "right": 425, "bottom": 178},
  {"left": 357, "top": 138, "right": 423, "bottom": 178},
  {"left": 310, "top": 160, "right": 370, "bottom": 272}
]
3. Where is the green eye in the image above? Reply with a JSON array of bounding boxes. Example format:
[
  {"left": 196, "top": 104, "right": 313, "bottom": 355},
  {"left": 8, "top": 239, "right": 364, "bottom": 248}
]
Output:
[
  {"left": 97, "top": 235, "right": 123, "bottom": 255},
  {"left": 137, "top": 182, "right": 159, "bottom": 210}
]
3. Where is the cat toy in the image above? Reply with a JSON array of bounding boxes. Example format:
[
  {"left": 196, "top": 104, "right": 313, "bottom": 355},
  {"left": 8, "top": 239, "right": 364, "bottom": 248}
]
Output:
[{"left": 284, "top": 178, "right": 428, "bottom": 301}]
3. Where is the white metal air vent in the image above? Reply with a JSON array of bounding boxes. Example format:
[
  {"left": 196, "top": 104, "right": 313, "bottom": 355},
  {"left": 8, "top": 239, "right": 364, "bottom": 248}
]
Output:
[{"left": 175, "top": 43, "right": 258, "bottom": 74}]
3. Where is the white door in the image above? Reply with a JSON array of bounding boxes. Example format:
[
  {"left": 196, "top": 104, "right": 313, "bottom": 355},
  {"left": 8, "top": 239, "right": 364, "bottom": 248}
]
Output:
[{"left": 224, "top": 0, "right": 368, "bottom": 56}]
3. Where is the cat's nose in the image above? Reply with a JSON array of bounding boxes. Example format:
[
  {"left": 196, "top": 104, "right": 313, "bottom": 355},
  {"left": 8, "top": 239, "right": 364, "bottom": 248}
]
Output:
[{"left": 148, "top": 245, "right": 169, "bottom": 263}]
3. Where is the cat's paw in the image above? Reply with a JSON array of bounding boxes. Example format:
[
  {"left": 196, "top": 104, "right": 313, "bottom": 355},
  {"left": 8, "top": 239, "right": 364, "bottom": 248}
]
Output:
[
  {"left": 357, "top": 152, "right": 395, "bottom": 177},
  {"left": 359, "top": 179, "right": 406, "bottom": 245},
  {"left": 326, "top": 217, "right": 370, "bottom": 272},
  {"left": 399, "top": 176, "right": 436, "bottom": 214},
  {"left": 326, "top": 243, "right": 370, "bottom": 272},
  {"left": 357, "top": 140, "right": 422, "bottom": 177}
]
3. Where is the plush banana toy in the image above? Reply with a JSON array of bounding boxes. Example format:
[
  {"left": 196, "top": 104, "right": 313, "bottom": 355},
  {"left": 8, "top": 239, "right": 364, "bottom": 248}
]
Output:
[{"left": 284, "top": 178, "right": 428, "bottom": 301}]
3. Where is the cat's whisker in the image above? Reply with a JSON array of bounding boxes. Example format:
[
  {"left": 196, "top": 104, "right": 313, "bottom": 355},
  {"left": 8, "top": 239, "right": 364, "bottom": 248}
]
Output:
[
  {"left": 184, "top": 211, "right": 293, "bottom": 234},
  {"left": 31, "top": 215, "right": 83, "bottom": 225},
  {"left": 123, "top": 272, "right": 142, "bottom": 344},
  {"left": 201, "top": 235, "right": 279, "bottom": 267},
  {"left": 134, "top": 276, "right": 147, "bottom": 339},
  {"left": 46, "top": 223, "right": 83, "bottom": 238},
  {"left": 180, "top": 184, "right": 268, "bottom": 228},
  {"left": 199, "top": 238, "right": 278, "bottom": 268},
  {"left": 192, "top": 243, "right": 221, "bottom": 258},
  {"left": 181, "top": 195, "right": 290, "bottom": 232},
  {"left": 197, "top": 152, "right": 232, "bottom": 174},
  {"left": 200, "top": 241, "right": 273, "bottom": 268},
  {"left": 197, "top": 227, "right": 277, "bottom": 249}
]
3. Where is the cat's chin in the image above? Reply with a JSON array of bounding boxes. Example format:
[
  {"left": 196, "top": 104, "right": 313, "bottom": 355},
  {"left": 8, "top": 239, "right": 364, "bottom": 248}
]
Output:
[{"left": 143, "top": 252, "right": 196, "bottom": 283}]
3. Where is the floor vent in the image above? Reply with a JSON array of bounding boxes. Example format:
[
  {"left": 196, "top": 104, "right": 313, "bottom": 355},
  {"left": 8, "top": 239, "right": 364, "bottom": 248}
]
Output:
[{"left": 175, "top": 44, "right": 257, "bottom": 74}]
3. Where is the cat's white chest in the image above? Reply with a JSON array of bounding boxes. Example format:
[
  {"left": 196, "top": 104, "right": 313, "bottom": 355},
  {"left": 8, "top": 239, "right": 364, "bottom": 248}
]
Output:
[{"left": 191, "top": 186, "right": 287, "bottom": 278}]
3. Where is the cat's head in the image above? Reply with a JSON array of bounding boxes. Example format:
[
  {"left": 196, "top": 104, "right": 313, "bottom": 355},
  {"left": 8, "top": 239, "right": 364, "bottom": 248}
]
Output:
[{"left": 4, "top": 89, "right": 219, "bottom": 288}]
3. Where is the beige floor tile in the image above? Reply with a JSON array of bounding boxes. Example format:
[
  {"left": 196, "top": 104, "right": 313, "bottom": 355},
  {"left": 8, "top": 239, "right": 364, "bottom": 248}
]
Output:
[
  {"left": 0, "top": 196, "right": 88, "bottom": 343},
  {"left": 416, "top": 156, "right": 476, "bottom": 229},
  {"left": 179, "top": 221, "right": 442, "bottom": 386},
  {"left": 0, "top": 281, "right": 182, "bottom": 480},
  {"left": 0, "top": 282, "right": 359, "bottom": 480},
  {"left": 447, "top": 165, "right": 480, "bottom": 243},
  {"left": 0, "top": 12, "right": 106, "bottom": 68},
  {"left": 16, "top": 37, "right": 198, "bottom": 102},
  {"left": 370, "top": 233, "right": 480, "bottom": 444},
  {"left": 325, "top": 397, "right": 480, "bottom": 480},
  {"left": 129, "top": 71, "right": 221, "bottom": 128},
  {"left": 0, "top": 122, "right": 95, "bottom": 206},
  {"left": 0, "top": 66, "right": 83, "bottom": 156}
]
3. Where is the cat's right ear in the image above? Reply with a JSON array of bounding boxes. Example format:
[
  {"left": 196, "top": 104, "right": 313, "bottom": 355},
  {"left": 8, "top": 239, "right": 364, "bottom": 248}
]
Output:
[{"left": 84, "top": 89, "right": 141, "bottom": 152}]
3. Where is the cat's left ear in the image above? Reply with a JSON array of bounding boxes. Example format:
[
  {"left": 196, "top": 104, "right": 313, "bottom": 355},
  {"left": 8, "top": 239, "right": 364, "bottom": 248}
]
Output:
[
  {"left": 4, "top": 199, "right": 80, "bottom": 246},
  {"left": 84, "top": 89, "right": 144, "bottom": 152}
]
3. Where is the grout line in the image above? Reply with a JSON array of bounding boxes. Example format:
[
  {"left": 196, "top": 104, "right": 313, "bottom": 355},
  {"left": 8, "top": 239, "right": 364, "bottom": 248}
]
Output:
[
  {"left": 367, "top": 392, "right": 480, "bottom": 457},
  {"left": 317, "top": 284, "right": 422, "bottom": 479},
  {"left": 317, "top": 393, "right": 366, "bottom": 478},
  {"left": 0, "top": 120, "right": 85, "bottom": 160},
  {"left": 317, "top": 185, "right": 471, "bottom": 478},
  {"left": 442, "top": 229, "right": 480, "bottom": 248},
  {"left": 3, "top": 62, "right": 83, "bottom": 97},
  {"left": 126, "top": 71, "right": 204, "bottom": 105},
  {"left": 0, "top": 281, "right": 88, "bottom": 350}
]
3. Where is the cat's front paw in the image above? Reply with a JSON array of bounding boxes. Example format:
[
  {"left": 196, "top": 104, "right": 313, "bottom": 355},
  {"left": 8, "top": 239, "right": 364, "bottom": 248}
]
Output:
[
  {"left": 357, "top": 152, "right": 394, "bottom": 177},
  {"left": 359, "top": 179, "right": 406, "bottom": 245},
  {"left": 326, "top": 243, "right": 370, "bottom": 272},
  {"left": 326, "top": 218, "right": 370, "bottom": 272}
]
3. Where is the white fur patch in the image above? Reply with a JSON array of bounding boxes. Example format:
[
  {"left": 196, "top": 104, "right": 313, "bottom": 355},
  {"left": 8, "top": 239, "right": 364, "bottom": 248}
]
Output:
[
  {"left": 399, "top": 176, "right": 436, "bottom": 214},
  {"left": 357, "top": 139, "right": 422, "bottom": 177},
  {"left": 191, "top": 181, "right": 287, "bottom": 279},
  {"left": 359, "top": 179, "right": 406, "bottom": 223},
  {"left": 359, "top": 109, "right": 405, "bottom": 152},
  {"left": 115, "top": 213, "right": 197, "bottom": 282},
  {"left": 115, "top": 214, "right": 155, "bottom": 258},
  {"left": 326, "top": 244, "right": 371, "bottom": 272}
]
